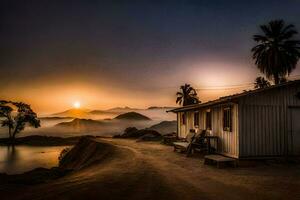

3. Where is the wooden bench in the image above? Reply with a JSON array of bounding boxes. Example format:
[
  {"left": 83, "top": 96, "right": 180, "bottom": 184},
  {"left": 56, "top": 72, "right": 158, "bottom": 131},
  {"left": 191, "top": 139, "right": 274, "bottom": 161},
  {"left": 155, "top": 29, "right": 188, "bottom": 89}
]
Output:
[{"left": 204, "top": 154, "right": 237, "bottom": 168}]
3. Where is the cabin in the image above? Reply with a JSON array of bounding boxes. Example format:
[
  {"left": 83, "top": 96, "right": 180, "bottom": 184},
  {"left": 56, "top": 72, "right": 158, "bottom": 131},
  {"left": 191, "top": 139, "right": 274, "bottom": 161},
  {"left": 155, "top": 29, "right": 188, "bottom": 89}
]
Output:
[{"left": 169, "top": 80, "right": 300, "bottom": 159}]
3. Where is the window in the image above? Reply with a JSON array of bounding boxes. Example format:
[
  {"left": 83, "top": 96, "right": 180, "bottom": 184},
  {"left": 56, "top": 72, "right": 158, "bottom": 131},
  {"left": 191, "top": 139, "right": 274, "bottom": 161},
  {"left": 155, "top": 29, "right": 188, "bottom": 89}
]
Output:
[
  {"left": 194, "top": 112, "right": 199, "bottom": 126},
  {"left": 223, "top": 106, "right": 232, "bottom": 131},
  {"left": 206, "top": 111, "right": 212, "bottom": 130},
  {"left": 181, "top": 113, "right": 186, "bottom": 125}
]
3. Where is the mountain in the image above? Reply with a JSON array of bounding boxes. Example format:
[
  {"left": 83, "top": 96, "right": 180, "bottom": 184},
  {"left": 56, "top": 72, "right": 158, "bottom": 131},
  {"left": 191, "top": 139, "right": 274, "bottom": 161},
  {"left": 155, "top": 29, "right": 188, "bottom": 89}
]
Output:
[
  {"left": 147, "top": 120, "right": 177, "bottom": 134},
  {"left": 56, "top": 118, "right": 105, "bottom": 129},
  {"left": 114, "top": 112, "right": 151, "bottom": 121},
  {"left": 89, "top": 107, "right": 140, "bottom": 115},
  {"left": 50, "top": 106, "right": 176, "bottom": 121},
  {"left": 52, "top": 108, "right": 90, "bottom": 118},
  {"left": 106, "top": 106, "right": 141, "bottom": 113},
  {"left": 147, "top": 106, "right": 177, "bottom": 110},
  {"left": 40, "top": 116, "right": 74, "bottom": 120},
  {"left": 54, "top": 115, "right": 152, "bottom": 135},
  {"left": 89, "top": 110, "right": 114, "bottom": 115}
]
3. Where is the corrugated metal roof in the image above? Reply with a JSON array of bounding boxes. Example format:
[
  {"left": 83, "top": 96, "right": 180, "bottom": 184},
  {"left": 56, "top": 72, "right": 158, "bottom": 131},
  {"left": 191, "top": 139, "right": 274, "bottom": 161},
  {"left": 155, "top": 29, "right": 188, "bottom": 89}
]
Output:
[{"left": 168, "top": 79, "right": 300, "bottom": 113}]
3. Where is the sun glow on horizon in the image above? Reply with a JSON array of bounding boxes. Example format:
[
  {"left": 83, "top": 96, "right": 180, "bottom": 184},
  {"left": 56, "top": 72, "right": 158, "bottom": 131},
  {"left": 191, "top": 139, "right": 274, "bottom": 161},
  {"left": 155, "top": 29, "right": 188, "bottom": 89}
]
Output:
[{"left": 73, "top": 101, "right": 81, "bottom": 109}]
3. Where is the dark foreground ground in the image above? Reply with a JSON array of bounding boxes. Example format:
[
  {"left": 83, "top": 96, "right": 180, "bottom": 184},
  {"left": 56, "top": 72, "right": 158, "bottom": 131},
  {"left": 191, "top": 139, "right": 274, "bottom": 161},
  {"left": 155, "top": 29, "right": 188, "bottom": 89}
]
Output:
[{"left": 1, "top": 138, "right": 300, "bottom": 200}]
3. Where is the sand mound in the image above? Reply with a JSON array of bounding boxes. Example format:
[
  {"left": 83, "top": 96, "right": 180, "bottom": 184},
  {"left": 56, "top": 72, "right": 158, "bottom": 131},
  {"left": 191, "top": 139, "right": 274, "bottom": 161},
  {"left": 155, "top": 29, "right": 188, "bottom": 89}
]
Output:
[{"left": 59, "top": 137, "right": 114, "bottom": 170}]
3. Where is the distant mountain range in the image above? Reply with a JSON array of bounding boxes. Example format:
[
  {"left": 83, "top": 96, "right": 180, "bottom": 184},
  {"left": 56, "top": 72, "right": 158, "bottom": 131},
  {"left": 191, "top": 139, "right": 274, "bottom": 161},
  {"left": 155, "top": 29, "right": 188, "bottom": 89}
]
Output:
[
  {"left": 89, "top": 107, "right": 140, "bottom": 115},
  {"left": 106, "top": 106, "right": 141, "bottom": 112},
  {"left": 55, "top": 113, "right": 176, "bottom": 135},
  {"left": 55, "top": 112, "right": 153, "bottom": 134},
  {"left": 56, "top": 112, "right": 151, "bottom": 127},
  {"left": 39, "top": 116, "right": 74, "bottom": 120},
  {"left": 52, "top": 108, "right": 91, "bottom": 118},
  {"left": 147, "top": 106, "right": 176, "bottom": 110},
  {"left": 51, "top": 106, "right": 176, "bottom": 118},
  {"left": 56, "top": 118, "right": 105, "bottom": 128}
]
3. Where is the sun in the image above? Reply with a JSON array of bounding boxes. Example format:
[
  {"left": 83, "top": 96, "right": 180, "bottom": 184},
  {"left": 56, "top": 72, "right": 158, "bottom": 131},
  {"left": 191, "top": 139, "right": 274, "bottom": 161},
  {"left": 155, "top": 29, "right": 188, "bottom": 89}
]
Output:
[{"left": 73, "top": 101, "right": 81, "bottom": 109}]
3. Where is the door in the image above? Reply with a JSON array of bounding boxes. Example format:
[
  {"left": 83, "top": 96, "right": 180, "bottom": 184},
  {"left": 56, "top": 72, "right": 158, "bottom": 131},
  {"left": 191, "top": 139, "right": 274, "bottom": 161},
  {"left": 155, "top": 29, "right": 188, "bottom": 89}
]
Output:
[{"left": 290, "top": 108, "right": 300, "bottom": 155}]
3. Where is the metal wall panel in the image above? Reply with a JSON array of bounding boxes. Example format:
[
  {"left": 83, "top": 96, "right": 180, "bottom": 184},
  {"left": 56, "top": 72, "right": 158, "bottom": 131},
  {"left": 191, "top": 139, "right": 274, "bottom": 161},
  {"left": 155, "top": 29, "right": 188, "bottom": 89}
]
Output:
[
  {"left": 211, "top": 104, "right": 239, "bottom": 158},
  {"left": 239, "top": 83, "right": 300, "bottom": 158}
]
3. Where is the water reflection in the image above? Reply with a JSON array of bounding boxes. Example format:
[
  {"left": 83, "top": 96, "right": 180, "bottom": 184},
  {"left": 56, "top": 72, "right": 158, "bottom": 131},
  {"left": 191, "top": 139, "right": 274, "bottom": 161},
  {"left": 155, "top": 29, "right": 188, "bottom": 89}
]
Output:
[
  {"left": 0, "top": 145, "right": 69, "bottom": 174},
  {"left": 4, "top": 145, "right": 19, "bottom": 172}
]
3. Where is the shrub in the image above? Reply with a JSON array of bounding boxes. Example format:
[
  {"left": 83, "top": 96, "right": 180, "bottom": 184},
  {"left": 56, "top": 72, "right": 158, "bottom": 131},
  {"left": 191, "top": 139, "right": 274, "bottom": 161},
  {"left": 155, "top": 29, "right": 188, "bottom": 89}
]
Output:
[{"left": 58, "top": 147, "right": 71, "bottom": 165}]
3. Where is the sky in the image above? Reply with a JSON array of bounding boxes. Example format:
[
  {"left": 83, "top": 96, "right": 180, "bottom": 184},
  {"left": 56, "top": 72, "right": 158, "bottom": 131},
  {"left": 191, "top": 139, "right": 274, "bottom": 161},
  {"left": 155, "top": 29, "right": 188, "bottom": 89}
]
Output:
[{"left": 1, "top": 0, "right": 300, "bottom": 114}]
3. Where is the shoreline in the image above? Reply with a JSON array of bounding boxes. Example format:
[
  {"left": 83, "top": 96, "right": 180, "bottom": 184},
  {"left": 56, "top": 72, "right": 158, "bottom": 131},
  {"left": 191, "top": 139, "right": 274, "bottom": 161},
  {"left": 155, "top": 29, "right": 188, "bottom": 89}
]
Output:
[
  {"left": 0, "top": 135, "right": 101, "bottom": 146},
  {"left": 0, "top": 137, "right": 105, "bottom": 185}
]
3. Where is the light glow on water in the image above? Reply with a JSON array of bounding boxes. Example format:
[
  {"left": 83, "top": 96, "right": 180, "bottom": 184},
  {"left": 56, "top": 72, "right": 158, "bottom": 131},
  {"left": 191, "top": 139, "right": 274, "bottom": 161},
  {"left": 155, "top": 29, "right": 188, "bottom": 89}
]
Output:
[{"left": 0, "top": 145, "right": 69, "bottom": 174}]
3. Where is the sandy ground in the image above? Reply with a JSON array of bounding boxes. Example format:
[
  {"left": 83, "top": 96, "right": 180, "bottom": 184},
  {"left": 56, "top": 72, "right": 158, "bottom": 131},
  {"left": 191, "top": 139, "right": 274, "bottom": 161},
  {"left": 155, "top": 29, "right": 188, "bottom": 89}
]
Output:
[{"left": 1, "top": 138, "right": 300, "bottom": 200}]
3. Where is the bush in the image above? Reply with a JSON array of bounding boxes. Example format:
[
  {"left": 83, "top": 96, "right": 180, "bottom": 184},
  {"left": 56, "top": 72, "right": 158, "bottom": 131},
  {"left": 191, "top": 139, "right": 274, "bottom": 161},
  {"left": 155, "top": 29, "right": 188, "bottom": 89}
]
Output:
[
  {"left": 58, "top": 147, "right": 71, "bottom": 165},
  {"left": 137, "top": 133, "right": 162, "bottom": 142},
  {"left": 124, "top": 127, "right": 138, "bottom": 134}
]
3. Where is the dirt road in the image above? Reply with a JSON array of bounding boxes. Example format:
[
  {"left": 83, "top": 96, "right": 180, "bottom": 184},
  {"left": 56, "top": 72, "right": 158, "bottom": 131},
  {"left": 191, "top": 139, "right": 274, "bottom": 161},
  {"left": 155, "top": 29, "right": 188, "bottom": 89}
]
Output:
[{"left": 1, "top": 138, "right": 300, "bottom": 200}]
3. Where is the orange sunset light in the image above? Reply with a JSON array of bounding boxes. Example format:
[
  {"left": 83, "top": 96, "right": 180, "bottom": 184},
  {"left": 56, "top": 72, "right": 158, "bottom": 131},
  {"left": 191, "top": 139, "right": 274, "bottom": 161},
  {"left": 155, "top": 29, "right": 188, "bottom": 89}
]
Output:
[{"left": 73, "top": 101, "right": 81, "bottom": 109}]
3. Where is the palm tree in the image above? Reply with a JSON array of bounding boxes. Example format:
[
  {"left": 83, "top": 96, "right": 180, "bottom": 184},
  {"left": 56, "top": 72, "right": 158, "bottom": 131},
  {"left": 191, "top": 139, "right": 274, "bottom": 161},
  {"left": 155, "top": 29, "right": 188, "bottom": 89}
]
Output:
[
  {"left": 251, "top": 19, "right": 300, "bottom": 84},
  {"left": 176, "top": 84, "right": 200, "bottom": 106},
  {"left": 254, "top": 76, "right": 271, "bottom": 89}
]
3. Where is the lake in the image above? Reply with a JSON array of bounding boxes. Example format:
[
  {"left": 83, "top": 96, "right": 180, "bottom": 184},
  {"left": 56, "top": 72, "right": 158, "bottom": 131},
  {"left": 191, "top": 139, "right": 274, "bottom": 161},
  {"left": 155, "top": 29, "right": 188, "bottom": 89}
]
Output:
[{"left": 0, "top": 145, "right": 69, "bottom": 174}]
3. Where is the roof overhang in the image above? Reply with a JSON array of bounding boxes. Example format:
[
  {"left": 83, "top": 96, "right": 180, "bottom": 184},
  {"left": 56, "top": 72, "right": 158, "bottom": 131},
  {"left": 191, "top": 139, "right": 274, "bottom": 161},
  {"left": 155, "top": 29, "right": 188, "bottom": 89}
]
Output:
[
  {"left": 167, "top": 98, "right": 238, "bottom": 113},
  {"left": 168, "top": 79, "right": 300, "bottom": 113}
]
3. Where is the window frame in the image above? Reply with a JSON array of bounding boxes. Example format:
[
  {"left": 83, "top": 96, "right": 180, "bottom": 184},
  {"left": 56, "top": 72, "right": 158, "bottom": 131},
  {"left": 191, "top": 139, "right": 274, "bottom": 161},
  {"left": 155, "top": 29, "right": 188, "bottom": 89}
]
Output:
[
  {"left": 181, "top": 113, "right": 186, "bottom": 125},
  {"left": 205, "top": 110, "right": 212, "bottom": 130},
  {"left": 194, "top": 111, "right": 199, "bottom": 127},
  {"left": 223, "top": 106, "right": 232, "bottom": 132}
]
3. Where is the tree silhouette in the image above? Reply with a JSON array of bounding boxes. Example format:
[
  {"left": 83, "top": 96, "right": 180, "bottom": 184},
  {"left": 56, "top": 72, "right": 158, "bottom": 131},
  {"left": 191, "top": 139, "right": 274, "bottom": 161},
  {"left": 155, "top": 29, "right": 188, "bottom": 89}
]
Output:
[
  {"left": 251, "top": 19, "right": 300, "bottom": 84},
  {"left": 0, "top": 100, "right": 40, "bottom": 143},
  {"left": 254, "top": 76, "right": 271, "bottom": 89},
  {"left": 176, "top": 84, "right": 200, "bottom": 106}
]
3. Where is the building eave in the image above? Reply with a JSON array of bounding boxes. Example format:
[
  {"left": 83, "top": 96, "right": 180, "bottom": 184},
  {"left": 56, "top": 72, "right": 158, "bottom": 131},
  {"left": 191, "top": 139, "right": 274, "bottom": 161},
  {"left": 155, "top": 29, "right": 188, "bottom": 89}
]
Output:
[{"left": 168, "top": 79, "right": 300, "bottom": 113}]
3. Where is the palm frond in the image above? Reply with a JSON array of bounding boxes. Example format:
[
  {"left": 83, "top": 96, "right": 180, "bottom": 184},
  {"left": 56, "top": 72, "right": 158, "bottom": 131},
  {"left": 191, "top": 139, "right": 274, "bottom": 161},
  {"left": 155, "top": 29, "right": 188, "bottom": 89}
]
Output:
[{"left": 252, "top": 20, "right": 300, "bottom": 84}]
